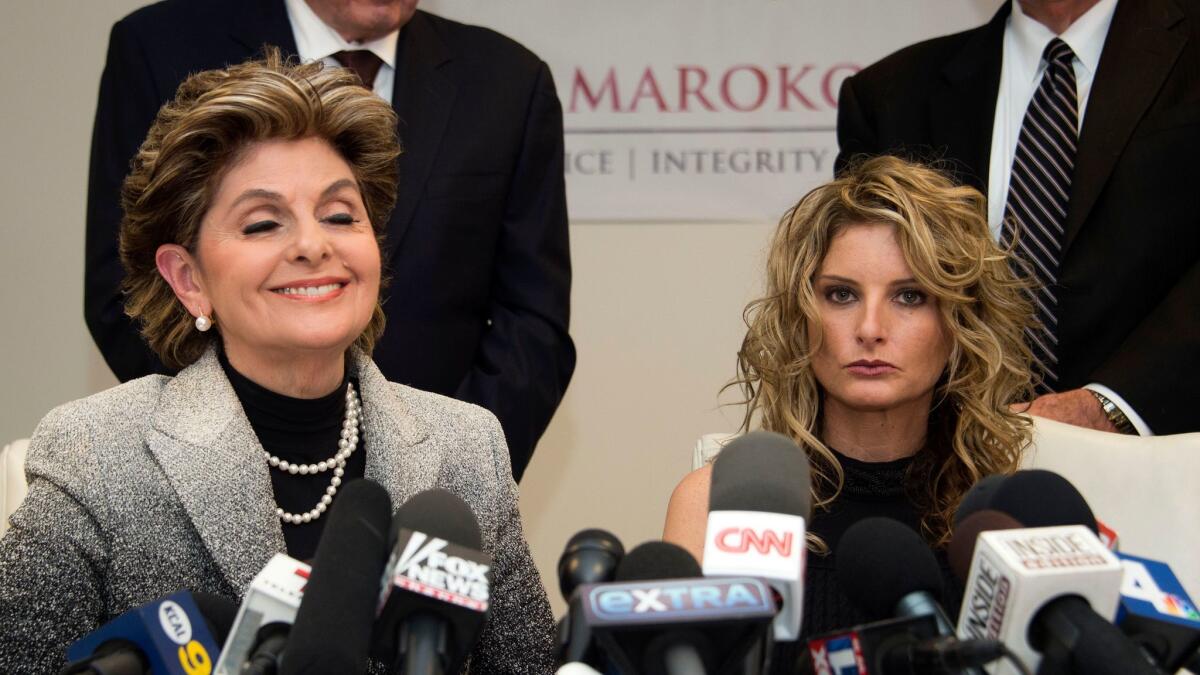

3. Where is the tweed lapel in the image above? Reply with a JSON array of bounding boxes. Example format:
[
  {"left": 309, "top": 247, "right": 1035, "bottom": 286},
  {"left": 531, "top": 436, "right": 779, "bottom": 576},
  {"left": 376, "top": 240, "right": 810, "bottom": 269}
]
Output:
[
  {"left": 385, "top": 11, "right": 457, "bottom": 262},
  {"left": 928, "top": 4, "right": 1009, "bottom": 193},
  {"left": 1065, "top": 0, "right": 1187, "bottom": 251},
  {"left": 147, "top": 347, "right": 284, "bottom": 593},
  {"left": 350, "top": 349, "right": 436, "bottom": 512}
]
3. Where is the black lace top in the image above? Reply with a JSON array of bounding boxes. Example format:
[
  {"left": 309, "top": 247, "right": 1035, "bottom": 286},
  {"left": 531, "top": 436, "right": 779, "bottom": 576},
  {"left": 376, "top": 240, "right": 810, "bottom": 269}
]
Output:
[
  {"left": 770, "top": 447, "right": 962, "bottom": 674},
  {"left": 219, "top": 349, "right": 367, "bottom": 561}
]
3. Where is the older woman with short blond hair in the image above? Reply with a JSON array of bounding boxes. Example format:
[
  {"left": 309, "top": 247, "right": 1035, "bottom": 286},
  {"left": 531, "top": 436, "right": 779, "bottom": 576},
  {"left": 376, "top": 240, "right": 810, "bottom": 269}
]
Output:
[{"left": 0, "top": 53, "right": 553, "bottom": 673}]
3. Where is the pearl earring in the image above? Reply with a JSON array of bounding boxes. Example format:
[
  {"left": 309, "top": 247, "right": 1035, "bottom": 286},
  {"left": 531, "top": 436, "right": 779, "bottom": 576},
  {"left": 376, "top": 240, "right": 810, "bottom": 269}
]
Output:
[{"left": 195, "top": 314, "right": 213, "bottom": 332}]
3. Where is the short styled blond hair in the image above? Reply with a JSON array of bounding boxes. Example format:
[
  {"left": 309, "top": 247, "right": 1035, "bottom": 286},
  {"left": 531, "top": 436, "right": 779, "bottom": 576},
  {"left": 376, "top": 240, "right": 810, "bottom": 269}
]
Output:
[
  {"left": 119, "top": 49, "right": 399, "bottom": 369},
  {"left": 735, "top": 155, "right": 1036, "bottom": 546}
]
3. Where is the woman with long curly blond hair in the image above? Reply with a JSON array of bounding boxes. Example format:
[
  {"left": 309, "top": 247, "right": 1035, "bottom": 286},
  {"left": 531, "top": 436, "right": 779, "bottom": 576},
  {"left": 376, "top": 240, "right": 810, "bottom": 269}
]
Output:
[{"left": 664, "top": 155, "right": 1036, "bottom": 643}]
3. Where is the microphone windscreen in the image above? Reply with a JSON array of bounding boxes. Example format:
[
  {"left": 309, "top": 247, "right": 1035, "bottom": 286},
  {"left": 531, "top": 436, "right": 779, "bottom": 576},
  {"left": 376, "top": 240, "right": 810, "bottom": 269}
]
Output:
[
  {"left": 557, "top": 528, "right": 625, "bottom": 600},
  {"left": 281, "top": 479, "right": 393, "bottom": 674},
  {"left": 835, "top": 517, "right": 943, "bottom": 620},
  {"left": 709, "top": 431, "right": 812, "bottom": 519},
  {"left": 615, "top": 541, "right": 701, "bottom": 581},
  {"left": 389, "top": 487, "right": 482, "bottom": 549},
  {"left": 191, "top": 592, "right": 238, "bottom": 645},
  {"left": 947, "top": 509, "right": 1023, "bottom": 582},
  {"left": 962, "top": 469, "right": 1098, "bottom": 534},
  {"left": 953, "top": 473, "right": 1008, "bottom": 525}
]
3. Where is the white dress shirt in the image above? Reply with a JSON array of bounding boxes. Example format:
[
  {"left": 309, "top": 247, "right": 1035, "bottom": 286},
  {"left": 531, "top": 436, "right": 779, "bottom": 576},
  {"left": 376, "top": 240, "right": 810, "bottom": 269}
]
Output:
[
  {"left": 283, "top": 0, "right": 398, "bottom": 102},
  {"left": 987, "top": 0, "right": 1152, "bottom": 435}
]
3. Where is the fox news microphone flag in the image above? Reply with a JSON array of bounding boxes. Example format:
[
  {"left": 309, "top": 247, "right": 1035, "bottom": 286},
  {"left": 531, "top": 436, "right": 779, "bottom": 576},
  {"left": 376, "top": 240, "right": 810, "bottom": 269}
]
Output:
[{"left": 375, "top": 488, "right": 492, "bottom": 675}]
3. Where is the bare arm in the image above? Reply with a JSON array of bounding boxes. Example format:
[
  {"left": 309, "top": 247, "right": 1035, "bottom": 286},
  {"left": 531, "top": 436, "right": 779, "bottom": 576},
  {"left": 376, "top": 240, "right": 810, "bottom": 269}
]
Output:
[{"left": 662, "top": 465, "right": 712, "bottom": 565}]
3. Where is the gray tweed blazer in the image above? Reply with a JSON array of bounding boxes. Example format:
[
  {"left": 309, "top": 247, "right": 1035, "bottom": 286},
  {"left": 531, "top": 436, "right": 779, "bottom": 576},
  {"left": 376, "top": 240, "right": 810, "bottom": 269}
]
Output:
[{"left": 0, "top": 347, "right": 555, "bottom": 674}]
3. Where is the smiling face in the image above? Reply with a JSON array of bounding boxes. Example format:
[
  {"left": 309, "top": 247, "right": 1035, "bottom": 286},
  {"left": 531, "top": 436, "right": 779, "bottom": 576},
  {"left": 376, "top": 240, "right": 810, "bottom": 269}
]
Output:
[
  {"left": 809, "top": 223, "right": 951, "bottom": 415},
  {"left": 169, "top": 137, "right": 381, "bottom": 372}
]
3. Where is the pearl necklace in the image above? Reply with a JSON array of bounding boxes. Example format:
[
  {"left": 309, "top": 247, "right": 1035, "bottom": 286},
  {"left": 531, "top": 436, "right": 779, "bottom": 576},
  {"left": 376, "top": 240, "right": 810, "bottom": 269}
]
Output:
[{"left": 265, "top": 381, "right": 361, "bottom": 524}]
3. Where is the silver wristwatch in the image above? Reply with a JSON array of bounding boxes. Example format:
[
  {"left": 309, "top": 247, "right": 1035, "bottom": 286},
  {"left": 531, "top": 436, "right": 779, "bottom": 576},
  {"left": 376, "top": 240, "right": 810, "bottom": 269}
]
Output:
[{"left": 1087, "top": 389, "right": 1137, "bottom": 435}]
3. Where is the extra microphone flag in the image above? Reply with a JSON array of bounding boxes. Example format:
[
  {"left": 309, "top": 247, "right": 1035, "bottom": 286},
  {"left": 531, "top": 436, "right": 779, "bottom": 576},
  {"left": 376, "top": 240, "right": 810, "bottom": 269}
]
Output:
[{"left": 576, "top": 575, "right": 777, "bottom": 673}]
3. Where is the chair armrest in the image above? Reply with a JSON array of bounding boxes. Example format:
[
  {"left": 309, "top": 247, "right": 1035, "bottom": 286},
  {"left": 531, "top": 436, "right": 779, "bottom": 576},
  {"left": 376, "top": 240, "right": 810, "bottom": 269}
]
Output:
[{"left": 0, "top": 438, "right": 30, "bottom": 539}]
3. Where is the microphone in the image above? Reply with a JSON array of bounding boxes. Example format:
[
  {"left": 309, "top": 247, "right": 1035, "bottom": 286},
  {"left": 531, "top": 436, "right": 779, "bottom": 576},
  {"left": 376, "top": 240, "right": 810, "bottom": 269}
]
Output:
[
  {"left": 952, "top": 475, "right": 1008, "bottom": 528},
  {"left": 61, "top": 591, "right": 223, "bottom": 675},
  {"left": 954, "top": 522, "right": 1159, "bottom": 674},
  {"left": 554, "top": 664, "right": 603, "bottom": 675},
  {"left": 954, "top": 475, "right": 1196, "bottom": 672},
  {"left": 702, "top": 431, "right": 811, "bottom": 641},
  {"left": 558, "top": 528, "right": 625, "bottom": 600},
  {"left": 580, "top": 541, "right": 776, "bottom": 675},
  {"left": 278, "top": 479, "right": 393, "bottom": 675},
  {"left": 190, "top": 593, "right": 239, "bottom": 648},
  {"left": 556, "top": 528, "right": 625, "bottom": 670},
  {"left": 947, "top": 509, "right": 1024, "bottom": 583},
  {"left": 953, "top": 470, "right": 1158, "bottom": 674},
  {"left": 1115, "top": 552, "right": 1200, "bottom": 673},
  {"left": 835, "top": 517, "right": 998, "bottom": 675},
  {"left": 374, "top": 488, "right": 492, "bottom": 675},
  {"left": 950, "top": 502, "right": 1196, "bottom": 673},
  {"left": 212, "top": 554, "right": 310, "bottom": 675},
  {"left": 953, "top": 470, "right": 1097, "bottom": 534},
  {"left": 806, "top": 614, "right": 1009, "bottom": 675},
  {"left": 836, "top": 518, "right": 956, "bottom": 636}
]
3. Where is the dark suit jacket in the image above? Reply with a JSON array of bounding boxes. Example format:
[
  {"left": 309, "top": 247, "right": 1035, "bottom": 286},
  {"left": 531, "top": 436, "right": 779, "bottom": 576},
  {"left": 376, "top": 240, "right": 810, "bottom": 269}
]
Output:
[
  {"left": 836, "top": 0, "right": 1200, "bottom": 434},
  {"left": 84, "top": 0, "right": 575, "bottom": 479}
]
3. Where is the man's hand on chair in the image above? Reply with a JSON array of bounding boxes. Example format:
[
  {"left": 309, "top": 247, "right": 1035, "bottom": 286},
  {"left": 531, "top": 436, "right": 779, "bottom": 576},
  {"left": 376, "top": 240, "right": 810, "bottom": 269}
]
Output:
[{"left": 1010, "top": 388, "right": 1120, "bottom": 433}]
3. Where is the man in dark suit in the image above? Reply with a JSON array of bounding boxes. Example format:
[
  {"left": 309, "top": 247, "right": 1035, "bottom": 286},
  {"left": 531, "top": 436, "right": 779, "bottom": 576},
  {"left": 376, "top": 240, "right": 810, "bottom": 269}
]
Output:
[
  {"left": 836, "top": 0, "right": 1199, "bottom": 435},
  {"left": 85, "top": 0, "right": 575, "bottom": 479}
]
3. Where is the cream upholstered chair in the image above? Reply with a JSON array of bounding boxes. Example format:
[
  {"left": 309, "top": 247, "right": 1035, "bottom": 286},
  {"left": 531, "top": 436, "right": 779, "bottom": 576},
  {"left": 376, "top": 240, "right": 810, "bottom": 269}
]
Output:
[
  {"left": 1020, "top": 416, "right": 1200, "bottom": 597},
  {"left": 691, "top": 417, "right": 1200, "bottom": 596},
  {"left": 0, "top": 439, "right": 30, "bottom": 539}
]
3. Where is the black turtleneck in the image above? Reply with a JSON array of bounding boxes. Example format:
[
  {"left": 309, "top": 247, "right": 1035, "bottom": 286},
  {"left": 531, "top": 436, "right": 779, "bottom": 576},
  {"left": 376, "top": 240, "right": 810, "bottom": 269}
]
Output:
[
  {"left": 218, "top": 349, "right": 367, "bottom": 562},
  {"left": 770, "top": 448, "right": 962, "bottom": 674}
]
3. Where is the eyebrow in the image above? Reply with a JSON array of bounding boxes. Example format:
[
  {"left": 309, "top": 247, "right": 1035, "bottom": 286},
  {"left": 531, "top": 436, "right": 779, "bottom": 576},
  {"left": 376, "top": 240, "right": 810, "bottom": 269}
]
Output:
[
  {"left": 227, "top": 179, "right": 360, "bottom": 211},
  {"left": 815, "top": 274, "right": 919, "bottom": 286},
  {"left": 320, "top": 178, "right": 360, "bottom": 201}
]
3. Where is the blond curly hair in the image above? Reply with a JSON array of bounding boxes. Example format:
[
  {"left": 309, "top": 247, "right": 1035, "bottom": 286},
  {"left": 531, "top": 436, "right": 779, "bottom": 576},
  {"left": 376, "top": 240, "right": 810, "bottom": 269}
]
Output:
[
  {"left": 734, "top": 155, "right": 1035, "bottom": 546},
  {"left": 119, "top": 49, "right": 400, "bottom": 369}
]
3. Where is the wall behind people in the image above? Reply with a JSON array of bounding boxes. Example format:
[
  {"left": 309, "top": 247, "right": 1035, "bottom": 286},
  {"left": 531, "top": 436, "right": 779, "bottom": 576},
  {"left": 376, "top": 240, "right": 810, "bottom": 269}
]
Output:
[
  {"left": 0, "top": 0, "right": 147, "bottom": 438},
  {"left": 0, "top": 0, "right": 994, "bottom": 618}
]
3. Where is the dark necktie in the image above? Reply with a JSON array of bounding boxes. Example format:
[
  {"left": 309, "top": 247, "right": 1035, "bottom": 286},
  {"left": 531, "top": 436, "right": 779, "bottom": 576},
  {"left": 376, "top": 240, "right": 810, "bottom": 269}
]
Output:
[
  {"left": 332, "top": 50, "right": 384, "bottom": 91},
  {"left": 1002, "top": 38, "right": 1078, "bottom": 392}
]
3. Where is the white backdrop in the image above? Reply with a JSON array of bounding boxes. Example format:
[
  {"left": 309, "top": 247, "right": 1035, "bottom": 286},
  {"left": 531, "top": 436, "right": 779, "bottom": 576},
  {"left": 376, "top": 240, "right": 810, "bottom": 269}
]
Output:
[
  {"left": 426, "top": 1, "right": 998, "bottom": 221},
  {"left": 0, "top": 1, "right": 1002, "bottom": 620}
]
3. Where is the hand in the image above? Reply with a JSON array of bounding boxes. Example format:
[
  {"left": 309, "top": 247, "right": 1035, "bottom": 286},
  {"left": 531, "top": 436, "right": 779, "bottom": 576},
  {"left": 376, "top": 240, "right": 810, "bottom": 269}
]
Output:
[{"left": 1010, "top": 388, "right": 1120, "bottom": 433}]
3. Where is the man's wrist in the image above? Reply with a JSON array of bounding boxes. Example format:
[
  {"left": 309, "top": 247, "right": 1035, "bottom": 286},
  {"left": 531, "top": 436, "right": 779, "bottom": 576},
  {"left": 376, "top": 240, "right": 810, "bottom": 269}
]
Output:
[{"left": 1086, "top": 389, "right": 1137, "bottom": 434}]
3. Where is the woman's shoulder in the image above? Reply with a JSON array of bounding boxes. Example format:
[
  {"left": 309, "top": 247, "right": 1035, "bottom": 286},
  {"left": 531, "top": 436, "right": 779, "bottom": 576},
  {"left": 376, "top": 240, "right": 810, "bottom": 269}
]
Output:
[
  {"left": 385, "top": 381, "right": 501, "bottom": 432},
  {"left": 33, "top": 374, "right": 171, "bottom": 441},
  {"left": 379, "top": 381, "right": 508, "bottom": 475}
]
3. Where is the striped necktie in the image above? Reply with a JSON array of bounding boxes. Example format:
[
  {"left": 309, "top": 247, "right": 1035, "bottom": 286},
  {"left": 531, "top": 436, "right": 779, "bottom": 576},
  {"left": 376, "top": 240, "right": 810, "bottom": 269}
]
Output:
[{"left": 1002, "top": 38, "right": 1078, "bottom": 392}]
